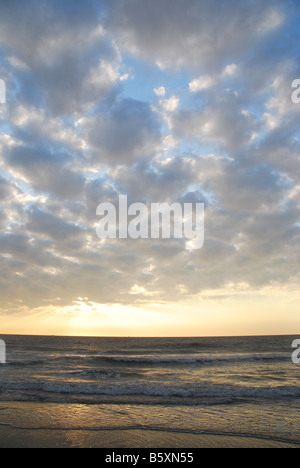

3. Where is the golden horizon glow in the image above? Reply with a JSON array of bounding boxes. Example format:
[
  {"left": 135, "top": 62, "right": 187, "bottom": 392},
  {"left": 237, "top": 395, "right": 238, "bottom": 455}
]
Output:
[{"left": 2, "top": 287, "right": 300, "bottom": 337}]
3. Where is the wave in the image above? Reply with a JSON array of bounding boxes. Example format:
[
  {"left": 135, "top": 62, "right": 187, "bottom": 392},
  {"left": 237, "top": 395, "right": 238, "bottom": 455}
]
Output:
[
  {"left": 5, "top": 360, "right": 46, "bottom": 366},
  {"left": 4, "top": 352, "right": 289, "bottom": 369},
  {"left": 65, "top": 369, "right": 144, "bottom": 379},
  {"left": 83, "top": 353, "right": 289, "bottom": 365},
  {"left": 1, "top": 381, "right": 299, "bottom": 400}
]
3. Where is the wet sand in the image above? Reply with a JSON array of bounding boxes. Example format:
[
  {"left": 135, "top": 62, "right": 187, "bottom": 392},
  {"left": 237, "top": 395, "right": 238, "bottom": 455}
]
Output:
[
  {"left": 0, "top": 426, "right": 299, "bottom": 448},
  {"left": 0, "top": 401, "right": 299, "bottom": 448}
]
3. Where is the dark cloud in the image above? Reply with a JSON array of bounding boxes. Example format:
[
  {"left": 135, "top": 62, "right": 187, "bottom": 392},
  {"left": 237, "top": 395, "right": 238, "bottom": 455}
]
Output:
[
  {"left": 0, "top": 0, "right": 120, "bottom": 115},
  {"left": 26, "top": 206, "right": 83, "bottom": 241},
  {"left": 0, "top": 176, "right": 19, "bottom": 200},
  {"left": 171, "top": 90, "right": 259, "bottom": 154},
  {"left": 5, "top": 144, "right": 86, "bottom": 199},
  {"left": 104, "top": 0, "right": 287, "bottom": 72},
  {"left": 84, "top": 98, "right": 162, "bottom": 165}
]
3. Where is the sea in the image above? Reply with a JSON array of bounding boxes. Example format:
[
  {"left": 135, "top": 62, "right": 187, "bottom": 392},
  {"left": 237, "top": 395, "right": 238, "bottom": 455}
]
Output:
[{"left": 0, "top": 334, "right": 300, "bottom": 446}]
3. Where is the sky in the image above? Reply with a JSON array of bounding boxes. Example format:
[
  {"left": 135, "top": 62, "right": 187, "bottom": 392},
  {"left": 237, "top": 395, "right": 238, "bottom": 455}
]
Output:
[{"left": 0, "top": 0, "right": 300, "bottom": 337}]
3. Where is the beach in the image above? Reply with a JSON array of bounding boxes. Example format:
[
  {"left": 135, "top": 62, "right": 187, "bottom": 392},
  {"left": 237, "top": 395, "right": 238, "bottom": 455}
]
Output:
[
  {"left": 0, "top": 335, "right": 299, "bottom": 448},
  {"left": 0, "top": 402, "right": 299, "bottom": 448}
]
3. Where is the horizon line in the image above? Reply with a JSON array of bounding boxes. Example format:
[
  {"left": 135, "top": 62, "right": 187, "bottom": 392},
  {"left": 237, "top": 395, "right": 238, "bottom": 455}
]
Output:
[{"left": 1, "top": 333, "right": 299, "bottom": 339}]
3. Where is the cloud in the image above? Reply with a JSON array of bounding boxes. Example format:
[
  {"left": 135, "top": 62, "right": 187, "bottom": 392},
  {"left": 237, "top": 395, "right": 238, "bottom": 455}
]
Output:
[
  {"left": 4, "top": 144, "right": 86, "bottom": 200},
  {"left": 154, "top": 86, "right": 166, "bottom": 97},
  {"left": 189, "top": 64, "right": 239, "bottom": 93},
  {"left": 83, "top": 98, "right": 162, "bottom": 165},
  {"left": 171, "top": 91, "right": 258, "bottom": 153},
  {"left": 26, "top": 206, "right": 83, "bottom": 241},
  {"left": 189, "top": 75, "right": 216, "bottom": 92},
  {"left": 0, "top": 0, "right": 121, "bottom": 115},
  {"left": 159, "top": 95, "right": 179, "bottom": 113},
  {"left": 105, "top": 0, "right": 286, "bottom": 72},
  {"left": 0, "top": 176, "right": 20, "bottom": 201}
]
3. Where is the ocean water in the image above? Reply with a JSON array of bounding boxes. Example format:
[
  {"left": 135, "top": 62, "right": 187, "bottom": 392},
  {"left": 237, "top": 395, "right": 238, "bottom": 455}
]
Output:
[{"left": 0, "top": 334, "right": 300, "bottom": 446}]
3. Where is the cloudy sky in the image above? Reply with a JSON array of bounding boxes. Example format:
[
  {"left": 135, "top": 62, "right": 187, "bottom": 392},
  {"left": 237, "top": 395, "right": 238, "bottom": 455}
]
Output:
[{"left": 0, "top": 0, "right": 300, "bottom": 336}]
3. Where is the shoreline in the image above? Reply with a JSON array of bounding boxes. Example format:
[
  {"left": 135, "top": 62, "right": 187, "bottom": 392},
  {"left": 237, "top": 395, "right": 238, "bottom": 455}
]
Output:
[
  {"left": 0, "top": 425, "right": 299, "bottom": 448},
  {"left": 0, "top": 401, "right": 299, "bottom": 449}
]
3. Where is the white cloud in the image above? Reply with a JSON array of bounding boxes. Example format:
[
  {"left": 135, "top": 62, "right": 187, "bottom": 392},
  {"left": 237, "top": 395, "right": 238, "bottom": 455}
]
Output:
[
  {"left": 154, "top": 86, "right": 166, "bottom": 96},
  {"left": 120, "top": 73, "right": 130, "bottom": 81},
  {"left": 160, "top": 95, "right": 179, "bottom": 112},
  {"left": 189, "top": 75, "right": 216, "bottom": 92},
  {"left": 222, "top": 63, "right": 238, "bottom": 77}
]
